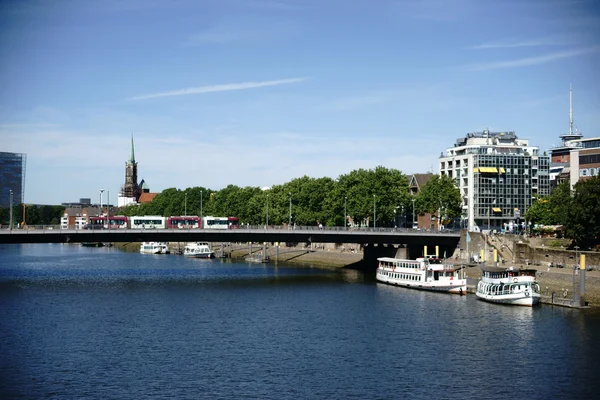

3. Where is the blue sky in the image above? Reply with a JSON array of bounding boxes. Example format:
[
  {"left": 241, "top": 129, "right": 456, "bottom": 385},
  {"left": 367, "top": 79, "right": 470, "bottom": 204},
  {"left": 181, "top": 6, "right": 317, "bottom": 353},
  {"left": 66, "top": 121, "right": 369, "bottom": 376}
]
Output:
[{"left": 1, "top": 0, "right": 599, "bottom": 205}]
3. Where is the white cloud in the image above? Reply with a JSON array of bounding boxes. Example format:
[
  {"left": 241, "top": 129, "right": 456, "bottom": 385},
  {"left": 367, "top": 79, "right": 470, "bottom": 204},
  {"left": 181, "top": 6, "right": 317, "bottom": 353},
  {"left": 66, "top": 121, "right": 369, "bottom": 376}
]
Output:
[
  {"left": 465, "top": 47, "right": 600, "bottom": 70},
  {"left": 126, "top": 77, "right": 309, "bottom": 101}
]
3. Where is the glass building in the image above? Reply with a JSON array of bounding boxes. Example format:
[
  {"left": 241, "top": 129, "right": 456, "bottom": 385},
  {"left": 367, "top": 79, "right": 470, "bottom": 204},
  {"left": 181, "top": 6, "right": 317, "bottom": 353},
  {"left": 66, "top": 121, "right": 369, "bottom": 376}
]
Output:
[
  {"left": 439, "top": 130, "right": 550, "bottom": 232},
  {"left": 0, "top": 152, "right": 27, "bottom": 207}
]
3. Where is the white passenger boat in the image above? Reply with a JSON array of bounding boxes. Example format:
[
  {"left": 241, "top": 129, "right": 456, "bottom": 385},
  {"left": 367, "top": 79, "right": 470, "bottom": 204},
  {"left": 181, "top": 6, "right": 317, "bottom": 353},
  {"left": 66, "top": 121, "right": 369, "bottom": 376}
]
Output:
[
  {"left": 476, "top": 266, "right": 541, "bottom": 306},
  {"left": 376, "top": 257, "right": 467, "bottom": 295},
  {"left": 183, "top": 242, "right": 215, "bottom": 258},
  {"left": 140, "top": 242, "right": 170, "bottom": 254}
]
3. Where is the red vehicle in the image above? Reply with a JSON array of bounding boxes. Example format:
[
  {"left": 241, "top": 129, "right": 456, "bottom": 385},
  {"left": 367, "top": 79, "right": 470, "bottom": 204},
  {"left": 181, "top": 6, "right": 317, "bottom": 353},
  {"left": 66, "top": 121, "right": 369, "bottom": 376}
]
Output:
[
  {"left": 228, "top": 217, "right": 240, "bottom": 229},
  {"left": 167, "top": 216, "right": 201, "bottom": 229},
  {"left": 89, "top": 216, "right": 129, "bottom": 229}
]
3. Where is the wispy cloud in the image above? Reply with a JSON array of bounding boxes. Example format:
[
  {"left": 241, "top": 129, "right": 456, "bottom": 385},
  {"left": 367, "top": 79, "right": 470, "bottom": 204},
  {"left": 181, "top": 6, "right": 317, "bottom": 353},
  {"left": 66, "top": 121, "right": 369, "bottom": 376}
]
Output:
[
  {"left": 467, "top": 36, "right": 576, "bottom": 50},
  {"left": 182, "top": 16, "right": 300, "bottom": 46},
  {"left": 465, "top": 46, "right": 600, "bottom": 71},
  {"left": 126, "top": 77, "right": 309, "bottom": 101}
]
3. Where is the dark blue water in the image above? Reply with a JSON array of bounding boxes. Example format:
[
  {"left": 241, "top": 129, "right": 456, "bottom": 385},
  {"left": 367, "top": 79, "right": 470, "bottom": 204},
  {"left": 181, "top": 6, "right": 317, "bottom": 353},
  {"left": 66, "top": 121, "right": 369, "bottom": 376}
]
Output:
[{"left": 1, "top": 244, "right": 600, "bottom": 399}]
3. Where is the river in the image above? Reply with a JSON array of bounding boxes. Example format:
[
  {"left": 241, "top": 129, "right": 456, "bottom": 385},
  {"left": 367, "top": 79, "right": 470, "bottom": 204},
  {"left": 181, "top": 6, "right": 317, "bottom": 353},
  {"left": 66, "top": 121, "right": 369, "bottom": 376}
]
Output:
[{"left": 1, "top": 243, "right": 599, "bottom": 399}]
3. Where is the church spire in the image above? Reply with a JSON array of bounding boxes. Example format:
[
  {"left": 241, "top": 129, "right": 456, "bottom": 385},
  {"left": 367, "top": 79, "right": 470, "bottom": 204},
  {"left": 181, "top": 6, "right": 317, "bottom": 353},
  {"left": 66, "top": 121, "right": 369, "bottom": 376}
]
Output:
[{"left": 129, "top": 133, "right": 135, "bottom": 163}]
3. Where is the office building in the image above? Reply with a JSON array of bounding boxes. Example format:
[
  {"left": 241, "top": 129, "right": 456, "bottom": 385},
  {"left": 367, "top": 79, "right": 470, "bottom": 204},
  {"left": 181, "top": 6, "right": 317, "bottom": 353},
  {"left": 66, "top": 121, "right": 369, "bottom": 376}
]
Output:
[
  {"left": 0, "top": 152, "right": 26, "bottom": 207},
  {"left": 439, "top": 130, "right": 550, "bottom": 232}
]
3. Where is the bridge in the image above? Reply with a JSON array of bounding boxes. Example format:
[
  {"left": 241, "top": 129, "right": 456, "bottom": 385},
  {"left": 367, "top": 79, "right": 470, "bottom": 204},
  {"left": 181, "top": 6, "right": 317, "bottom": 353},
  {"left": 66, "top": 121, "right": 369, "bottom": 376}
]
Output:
[{"left": 0, "top": 226, "right": 462, "bottom": 265}]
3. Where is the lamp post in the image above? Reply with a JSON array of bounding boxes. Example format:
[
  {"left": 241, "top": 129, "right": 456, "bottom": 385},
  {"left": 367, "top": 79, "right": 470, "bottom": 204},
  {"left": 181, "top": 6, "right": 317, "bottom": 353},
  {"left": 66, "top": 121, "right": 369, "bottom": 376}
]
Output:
[
  {"left": 344, "top": 196, "right": 347, "bottom": 230},
  {"left": 412, "top": 197, "right": 416, "bottom": 229},
  {"left": 266, "top": 193, "right": 269, "bottom": 228},
  {"left": 99, "top": 189, "right": 105, "bottom": 217},
  {"left": 200, "top": 191, "right": 203, "bottom": 228},
  {"left": 184, "top": 193, "right": 187, "bottom": 216},
  {"left": 373, "top": 194, "right": 376, "bottom": 229},
  {"left": 107, "top": 190, "right": 110, "bottom": 228},
  {"left": 9, "top": 189, "right": 13, "bottom": 230},
  {"left": 288, "top": 192, "right": 292, "bottom": 228}
]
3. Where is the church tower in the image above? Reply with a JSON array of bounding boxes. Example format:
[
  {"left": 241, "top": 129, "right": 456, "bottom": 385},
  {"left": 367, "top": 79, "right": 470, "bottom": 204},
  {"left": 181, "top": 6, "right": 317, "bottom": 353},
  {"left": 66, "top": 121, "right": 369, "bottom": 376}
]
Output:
[{"left": 118, "top": 134, "right": 142, "bottom": 206}]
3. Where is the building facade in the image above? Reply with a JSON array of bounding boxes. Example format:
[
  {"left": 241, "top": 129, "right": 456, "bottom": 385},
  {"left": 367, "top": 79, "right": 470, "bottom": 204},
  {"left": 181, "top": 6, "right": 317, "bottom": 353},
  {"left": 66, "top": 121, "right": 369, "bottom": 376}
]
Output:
[
  {"left": 0, "top": 152, "right": 27, "bottom": 208},
  {"left": 439, "top": 130, "right": 550, "bottom": 232},
  {"left": 568, "top": 137, "right": 600, "bottom": 188}
]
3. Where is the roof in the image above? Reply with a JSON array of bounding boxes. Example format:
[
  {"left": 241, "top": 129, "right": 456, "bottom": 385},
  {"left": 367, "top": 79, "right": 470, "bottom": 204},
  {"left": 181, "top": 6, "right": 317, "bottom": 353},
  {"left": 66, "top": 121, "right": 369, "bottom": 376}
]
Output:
[
  {"left": 138, "top": 192, "right": 158, "bottom": 203},
  {"left": 409, "top": 173, "right": 434, "bottom": 190}
]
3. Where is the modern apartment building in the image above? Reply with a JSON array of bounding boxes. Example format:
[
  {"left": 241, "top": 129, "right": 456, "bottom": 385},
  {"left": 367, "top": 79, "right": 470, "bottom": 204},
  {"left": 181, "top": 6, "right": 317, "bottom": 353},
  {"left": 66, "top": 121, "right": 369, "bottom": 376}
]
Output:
[
  {"left": 0, "top": 152, "right": 27, "bottom": 207},
  {"left": 439, "top": 130, "right": 550, "bottom": 232}
]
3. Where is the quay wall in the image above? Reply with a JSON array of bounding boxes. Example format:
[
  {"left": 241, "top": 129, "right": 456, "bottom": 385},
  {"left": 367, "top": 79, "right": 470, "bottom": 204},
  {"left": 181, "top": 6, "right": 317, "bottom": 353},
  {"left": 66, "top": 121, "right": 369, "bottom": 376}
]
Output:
[{"left": 513, "top": 242, "right": 600, "bottom": 268}]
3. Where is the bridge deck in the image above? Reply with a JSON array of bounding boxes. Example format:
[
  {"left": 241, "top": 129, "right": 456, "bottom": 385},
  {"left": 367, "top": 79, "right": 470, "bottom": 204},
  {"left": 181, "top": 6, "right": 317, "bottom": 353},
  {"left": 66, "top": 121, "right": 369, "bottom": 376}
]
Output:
[{"left": 0, "top": 227, "right": 460, "bottom": 246}]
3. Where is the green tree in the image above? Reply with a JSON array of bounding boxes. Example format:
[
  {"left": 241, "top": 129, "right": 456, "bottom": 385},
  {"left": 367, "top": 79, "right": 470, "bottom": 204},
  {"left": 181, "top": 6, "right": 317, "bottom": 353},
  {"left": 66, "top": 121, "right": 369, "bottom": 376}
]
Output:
[
  {"left": 524, "top": 197, "right": 554, "bottom": 226},
  {"left": 567, "top": 176, "right": 600, "bottom": 249},
  {"left": 416, "top": 174, "right": 462, "bottom": 225},
  {"left": 337, "top": 166, "right": 409, "bottom": 227},
  {"left": 550, "top": 181, "right": 572, "bottom": 226}
]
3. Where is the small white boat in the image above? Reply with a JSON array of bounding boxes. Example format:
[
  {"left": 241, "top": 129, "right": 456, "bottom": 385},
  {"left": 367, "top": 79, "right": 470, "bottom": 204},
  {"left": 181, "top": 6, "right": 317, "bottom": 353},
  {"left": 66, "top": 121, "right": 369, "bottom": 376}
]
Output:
[
  {"left": 140, "top": 242, "right": 170, "bottom": 254},
  {"left": 476, "top": 266, "right": 541, "bottom": 306},
  {"left": 376, "top": 256, "right": 467, "bottom": 295},
  {"left": 183, "top": 242, "right": 214, "bottom": 258}
]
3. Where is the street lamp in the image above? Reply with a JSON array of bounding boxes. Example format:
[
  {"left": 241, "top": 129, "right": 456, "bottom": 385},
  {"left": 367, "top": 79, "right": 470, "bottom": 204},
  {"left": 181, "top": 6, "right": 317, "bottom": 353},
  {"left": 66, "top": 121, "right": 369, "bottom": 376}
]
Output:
[
  {"left": 373, "top": 194, "right": 376, "bottom": 229},
  {"left": 107, "top": 190, "right": 110, "bottom": 225},
  {"left": 344, "top": 196, "right": 347, "bottom": 230},
  {"left": 412, "top": 197, "right": 416, "bottom": 229},
  {"left": 99, "top": 189, "right": 105, "bottom": 217},
  {"left": 184, "top": 193, "right": 187, "bottom": 216},
  {"left": 9, "top": 189, "right": 13, "bottom": 230},
  {"left": 200, "top": 191, "right": 203, "bottom": 228},
  {"left": 288, "top": 192, "right": 292, "bottom": 228}
]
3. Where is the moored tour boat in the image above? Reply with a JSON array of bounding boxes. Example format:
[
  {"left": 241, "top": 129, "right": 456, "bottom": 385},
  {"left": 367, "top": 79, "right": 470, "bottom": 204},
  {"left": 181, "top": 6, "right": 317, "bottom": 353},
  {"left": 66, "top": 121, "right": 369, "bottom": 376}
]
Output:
[
  {"left": 376, "top": 257, "right": 467, "bottom": 295},
  {"left": 476, "top": 266, "right": 541, "bottom": 306},
  {"left": 183, "top": 242, "right": 215, "bottom": 258},
  {"left": 140, "top": 242, "right": 170, "bottom": 254}
]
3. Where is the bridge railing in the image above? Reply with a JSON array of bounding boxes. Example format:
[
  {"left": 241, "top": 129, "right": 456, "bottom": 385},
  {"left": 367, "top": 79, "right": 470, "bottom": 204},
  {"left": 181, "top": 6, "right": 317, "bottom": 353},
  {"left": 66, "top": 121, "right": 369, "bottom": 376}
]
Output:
[{"left": 0, "top": 224, "right": 460, "bottom": 235}]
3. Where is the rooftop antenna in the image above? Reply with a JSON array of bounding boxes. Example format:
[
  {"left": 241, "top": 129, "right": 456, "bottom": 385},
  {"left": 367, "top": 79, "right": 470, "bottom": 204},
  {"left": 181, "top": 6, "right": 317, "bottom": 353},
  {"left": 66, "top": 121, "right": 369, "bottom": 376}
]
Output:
[{"left": 569, "top": 84, "right": 573, "bottom": 136}]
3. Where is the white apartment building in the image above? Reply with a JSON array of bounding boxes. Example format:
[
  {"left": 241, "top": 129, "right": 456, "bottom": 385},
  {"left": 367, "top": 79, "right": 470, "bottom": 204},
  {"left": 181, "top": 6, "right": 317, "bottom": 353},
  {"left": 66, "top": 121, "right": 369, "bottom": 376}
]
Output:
[{"left": 439, "top": 130, "right": 550, "bottom": 232}]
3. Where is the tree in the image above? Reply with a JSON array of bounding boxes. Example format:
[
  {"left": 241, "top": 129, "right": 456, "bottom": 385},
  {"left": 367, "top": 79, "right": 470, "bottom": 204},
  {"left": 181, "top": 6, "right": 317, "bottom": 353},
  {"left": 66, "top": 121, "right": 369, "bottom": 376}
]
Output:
[
  {"left": 337, "top": 166, "right": 409, "bottom": 227},
  {"left": 524, "top": 197, "right": 554, "bottom": 226},
  {"left": 416, "top": 174, "right": 462, "bottom": 225},
  {"left": 550, "top": 181, "right": 572, "bottom": 226},
  {"left": 566, "top": 176, "right": 600, "bottom": 249}
]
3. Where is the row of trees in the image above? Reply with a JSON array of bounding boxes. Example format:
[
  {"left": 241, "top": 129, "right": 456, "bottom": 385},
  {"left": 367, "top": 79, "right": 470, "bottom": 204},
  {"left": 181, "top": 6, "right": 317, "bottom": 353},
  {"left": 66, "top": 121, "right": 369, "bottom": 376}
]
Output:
[
  {"left": 0, "top": 204, "right": 64, "bottom": 226},
  {"left": 119, "top": 167, "right": 463, "bottom": 228},
  {"left": 525, "top": 176, "right": 600, "bottom": 249}
]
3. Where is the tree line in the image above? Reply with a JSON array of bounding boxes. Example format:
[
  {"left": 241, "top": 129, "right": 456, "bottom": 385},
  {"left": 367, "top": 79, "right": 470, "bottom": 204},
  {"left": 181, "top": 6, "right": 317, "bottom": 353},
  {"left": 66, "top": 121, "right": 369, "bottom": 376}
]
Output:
[
  {"left": 119, "top": 166, "right": 462, "bottom": 228},
  {"left": 0, "top": 166, "right": 463, "bottom": 230},
  {"left": 0, "top": 204, "right": 64, "bottom": 227},
  {"left": 525, "top": 176, "right": 600, "bottom": 249}
]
